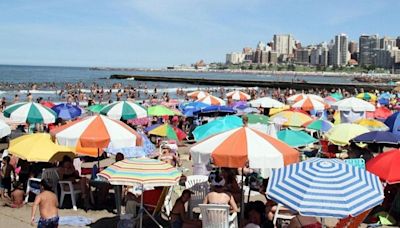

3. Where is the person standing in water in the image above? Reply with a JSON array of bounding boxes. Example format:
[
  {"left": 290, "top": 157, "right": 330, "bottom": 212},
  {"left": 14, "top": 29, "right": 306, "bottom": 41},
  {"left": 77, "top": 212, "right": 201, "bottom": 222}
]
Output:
[{"left": 31, "top": 179, "right": 59, "bottom": 228}]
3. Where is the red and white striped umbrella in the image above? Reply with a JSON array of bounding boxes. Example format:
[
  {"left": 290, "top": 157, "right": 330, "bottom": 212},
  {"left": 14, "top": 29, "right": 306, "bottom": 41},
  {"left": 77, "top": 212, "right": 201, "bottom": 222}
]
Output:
[
  {"left": 187, "top": 91, "right": 209, "bottom": 99},
  {"left": 226, "top": 91, "right": 251, "bottom": 101},
  {"left": 197, "top": 95, "right": 226, "bottom": 106},
  {"left": 292, "top": 97, "right": 330, "bottom": 111},
  {"left": 287, "top": 94, "right": 324, "bottom": 103},
  {"left": 190, "top": 127, "right": 299, "bottom": 168}
]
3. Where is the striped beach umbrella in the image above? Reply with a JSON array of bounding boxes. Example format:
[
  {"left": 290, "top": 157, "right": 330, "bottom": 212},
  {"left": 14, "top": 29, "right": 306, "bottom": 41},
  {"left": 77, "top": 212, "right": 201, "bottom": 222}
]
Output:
[
  {"left": 4, "top": 102, "right": 57, "bottom": 124},
  {"left": 267, "top": 158, "right": 384, "bottom": 218},
  {"left": 87, "top": 104, "right": 105, "bottom": 113},
  {"left": 190, "top": 127, "right": 299, "bottom": 168},
  {"left": 50, "top": 115, "right": 142, "bottom": 157},
  {"left": 146, "top": 123, "right": 186, "bottom": 141},
  {"left": 355, "top": 118, "right": 389, "bottom": 131},
  {"left": 270, "top": 111, "right": 312, "bottom": 127},
  {"left": 51, "top": 103, "right": 82, "bottom": 120},
  {"left": 292, "top": 97, "right": 330, "bottom": 111},
  {"left": 0, "top": 119, "right": 11, "bottom": 138},
  {"left": 187, "top": 91, "right": 209, "bottom": 100},
  {"left": 226, "top": 91, "right": 251, "bottom": 101},
  {"left": 303, "top": 119, "right": 333, "bottom": 133},
  {"left": 197, "top": 95, "right": 226, "bottom": 106},
  {"left": 287, "top": 94, "right": 324, "bottom": 103},
  {"left": 100, "top": 101, "right": 147, "bottom": 120}
]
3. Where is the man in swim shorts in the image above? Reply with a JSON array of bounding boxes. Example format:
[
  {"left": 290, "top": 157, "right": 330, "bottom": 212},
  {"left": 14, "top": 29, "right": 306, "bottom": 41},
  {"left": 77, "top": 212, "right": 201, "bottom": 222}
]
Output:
[{"left": 31, "top": 179, "right": 59, "bottom": 228}]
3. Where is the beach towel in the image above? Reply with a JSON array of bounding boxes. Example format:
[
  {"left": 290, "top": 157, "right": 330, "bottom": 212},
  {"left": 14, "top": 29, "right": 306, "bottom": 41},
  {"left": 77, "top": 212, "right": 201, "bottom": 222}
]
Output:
[{"left": 35, "top": 216, "right": 92, "bottom": 227}]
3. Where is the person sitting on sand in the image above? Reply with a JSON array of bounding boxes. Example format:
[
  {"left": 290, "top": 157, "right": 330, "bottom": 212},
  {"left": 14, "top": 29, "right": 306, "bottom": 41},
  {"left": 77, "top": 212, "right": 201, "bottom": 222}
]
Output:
[
  {"left": 203, "top": 174, "right": 239, "bottom": 213},
  {"left": 170, "top": 189, "right": 201, "bottom": 228},
  {"left": 31, "top": 179, "right": 59, "bottom": 228},
  {"left": 4, "top": 181, "right": 25, "bottom": 208}
]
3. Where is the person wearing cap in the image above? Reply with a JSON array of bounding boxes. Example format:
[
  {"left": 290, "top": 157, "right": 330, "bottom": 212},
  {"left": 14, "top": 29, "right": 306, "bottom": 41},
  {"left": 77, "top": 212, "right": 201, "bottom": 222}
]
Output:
[
  {"left": 170, "top": 189, "right": 201, "bottom": 228},
  {"left": 204, "top": 174, "right": 239, "bottom": 213}
]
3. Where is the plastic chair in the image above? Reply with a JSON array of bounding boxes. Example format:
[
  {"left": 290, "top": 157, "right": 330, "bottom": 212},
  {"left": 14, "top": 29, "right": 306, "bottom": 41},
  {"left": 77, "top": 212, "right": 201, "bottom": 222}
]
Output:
[
  {"left": 273, "top": 203, "right": 295, "bottom": 226},
  {"left": 161, "top": 185, "right": 175, "bottom": 219},
  {"left": 24, "top": 177, "right": 41, "bottom": 203},
  {"left": 58, "top": 181, "right": 82, "bottom": 211},
  {"left": 41, "top": 168, "right": 60, "bottom": 197},
  {"left": 199, "top": 204, "right": 238, "bottom": 228},
  {"left": 185, "top": 175, "right": 209, "bottom": 219}
]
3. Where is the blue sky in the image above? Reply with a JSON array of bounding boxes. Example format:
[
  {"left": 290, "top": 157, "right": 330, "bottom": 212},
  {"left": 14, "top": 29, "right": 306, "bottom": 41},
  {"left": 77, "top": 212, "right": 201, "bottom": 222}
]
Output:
[{"left": 0, "top": 0, "right": 398, "bottom": 68}]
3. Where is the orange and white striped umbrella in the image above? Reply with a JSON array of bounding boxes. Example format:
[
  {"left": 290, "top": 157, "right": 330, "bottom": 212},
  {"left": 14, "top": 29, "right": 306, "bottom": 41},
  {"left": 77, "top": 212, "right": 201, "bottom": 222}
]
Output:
[
  {"left": 187, "top": 91, "right": 209, "bottom": 99},
  {"left": 50, "top": 115, "right": 142, "bottom": 156},
  {"left": 197, "top": 95, "right": 226, "bottom": 106},
  {"left": 292, "top": 97, "right": 330, "bottom": 111},
  {"left": 287, "top": 94, "right": 324, "bottom": 103},
  {"left": 226, "top": 91, "right": 251, "bottom": 101},
  {"left": 190, "top": 127, "right": 299, "bottom": 168}
]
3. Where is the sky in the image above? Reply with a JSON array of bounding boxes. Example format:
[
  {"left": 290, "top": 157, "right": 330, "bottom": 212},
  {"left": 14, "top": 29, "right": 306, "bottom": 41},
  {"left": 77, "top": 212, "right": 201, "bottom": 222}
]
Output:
[{"left": 0, "top": 0, "right": 399, "bottom": 68}]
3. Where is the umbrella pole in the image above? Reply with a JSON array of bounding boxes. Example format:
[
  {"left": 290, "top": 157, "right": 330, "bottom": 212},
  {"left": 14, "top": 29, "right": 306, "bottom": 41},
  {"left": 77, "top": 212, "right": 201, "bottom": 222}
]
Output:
[
  {"left": 240, "top": 168, "right": 245, "bottom": 225},
  {"left": 139, "top": 184, "right": 162, "bottom": 228},
  {"left": 97, "top": 148, "right": 100, "bottom": 172}
]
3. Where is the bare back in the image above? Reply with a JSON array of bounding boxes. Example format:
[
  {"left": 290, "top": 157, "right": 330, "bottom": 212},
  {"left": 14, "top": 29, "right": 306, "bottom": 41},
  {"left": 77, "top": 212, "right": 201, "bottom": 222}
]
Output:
[{"left": 35, "top": 191, "right": 58, "bottom": 219}]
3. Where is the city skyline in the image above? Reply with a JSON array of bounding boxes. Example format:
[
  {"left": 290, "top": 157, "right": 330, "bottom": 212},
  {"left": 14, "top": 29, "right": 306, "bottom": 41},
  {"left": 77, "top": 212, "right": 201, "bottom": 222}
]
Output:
[{"left": 0, "top": 0, "right": 399, "bottom": 68}]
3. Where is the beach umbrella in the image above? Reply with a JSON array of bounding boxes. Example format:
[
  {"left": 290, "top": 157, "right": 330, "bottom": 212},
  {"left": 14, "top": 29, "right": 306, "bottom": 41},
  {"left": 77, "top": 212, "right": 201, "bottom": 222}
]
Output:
[
  {"left": 51, "top": 103, "right": 82, "bottom": 120},
  {"left": 0, "top": 119, "right": 11, "bottom": 138},
  {"left": 187, "top": 91, "right": 209, "bottom": 100},
  {"left": 324, "top": 96, "right": 338, "bottom": 105},
  {"left": 269, "top": 105, "right": 291, "bottom": 116},
  {"left": 127, "top": 117, "right": 151, "bottom": 126},
  {"left": 277, "top": 129, "right": 317, "bottom": 147},
  {"left": 330, "top": 92, "right": 343, "bottom": 101},
  {"left": 9, "top": 133, "right": 74, "bottom": 162},
  {"left": 226, "top": 91, "right": 251, "bottom": 100},
  {"left": 331, "top": 97, "right": 375, "bottom": 112},
  {"left": 98, "top": 158, "right": 181, "bottom": 228},
  {"left": 192, "top": 105, "right": 236, "bottom": 117},
  {"left": 384, "top": 112, "right": 400, "bottom": 135},
  {"left": 303, "top": 119, "right": 333, "bottom": 133},
  {"left": 366, "top": 149, "right": 400, "bottom": 184},
  {"left": 105, "top": 132, "right": 156, "bottom": 158},
  {"left": 147, "top": 123, "right": 186, "bottom": 141},
  {"left": 100, "top": 101, "right": 147, "bottom": 120},
  {"left": 232, "top": 101, "right": 248, "bottom": 109},
  {"left": 270, "top": 111, "right": 312, "bottom": 127},
  {"left": 190, "top": 127, "right": 299, "bottom": 168},
  {"left": 40, "top": 101, "right": 55, "bottom": 108},
  {"left": 196, "top": 95, "right": 226, "bottom": 106},
  {"left": 352, "top": 131, "right": 400, "bottom": 145},
  {"left": 355, "top": 118, "right": 389, "bottom": 131},
  {"left": 287, "top": 94, "right": 324, "bottom": 103},
  {"left": 249, "top": 97, "right": 285, "bottom": 108},
  {"left": 179, "top": 102, "right": 210, "bottom": 117},
  {"left": 3, "top": 102, "right": 57, "bottom": 124},
  {"left": 192, "top": 115, "right": 243, "bottom": 141},
  {"left": 148, "top": 105, "right": 178, "bottom": 116},
  {"left": 325, "top": 123, "right": 369, "bottom": 146},
  {"left": 292, "top": 97, "right": 329, "bottom": 111},
  {"left": 50, "top": 115, "right": 142, "bottom": 157},
  {"left": 357, "top": 92, "right": 377, "bottom": 102},
  {"left": 247, "top": 114, "right": 269, "bottom": 124},
  {"left": 87, "top": 104, "right": 105, "bottom": 113},
  {"left": 267, "top": 158, "right": 384, "bottom": 218},
  {"left": 374, "top": 106, "right": 392, "bottom": 120}
]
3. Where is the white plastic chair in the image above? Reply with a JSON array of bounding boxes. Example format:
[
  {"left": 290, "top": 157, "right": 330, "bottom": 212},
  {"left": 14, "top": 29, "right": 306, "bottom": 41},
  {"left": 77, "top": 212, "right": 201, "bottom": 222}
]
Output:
[
  {"left": 185, "top": 175, "right": 209, "bottom": 219},
  {"left": 199, "top": 204, "right": 238, "bottom": 228},
  {"left": 24, "top": 177, "right": 42, "bottom": 203},
  {"left": 161, "top": 184, "right": 175, "bottom": 219},
  {"left": 58, "top": 181, "right": 82, "bottom": 211},
  {"left": 273, "top": 203, "right": 295, "bottom": 226}
]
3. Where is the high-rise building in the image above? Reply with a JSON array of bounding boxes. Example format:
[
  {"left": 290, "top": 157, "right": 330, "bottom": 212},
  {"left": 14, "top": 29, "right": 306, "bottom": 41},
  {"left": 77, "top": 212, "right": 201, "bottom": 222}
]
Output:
[
  {"left": 380, "top": 37, "right": 397, "bottom": 50},
  {"left": 359, "top": 35, "right": 380, "bottom": 66},
  {"left": 273, "top": 34, "right": 296, "bottom": 61},
  {"left": 295, "top": 48, "right": 311, "bottom": 64},
  {"left": 348, "top": 41, "right": 358, "bottom": 54},
  {"left": 242, "top": 47, "right": 254, "bottom": 63},
  {"left": 332, "top": 34, "right": 350, "bottom": 66},
  {"left": 310, "top": 44, "right": 329, "bottom": 66},
  {"left": 269, "top": 51, "right": 278, "bottom": 64},
  {"left": 226, "top": 52, "right": 245, "bottom": 64},
  {"left": 397, "top": 36, "right": 400, "bottom": 49}
]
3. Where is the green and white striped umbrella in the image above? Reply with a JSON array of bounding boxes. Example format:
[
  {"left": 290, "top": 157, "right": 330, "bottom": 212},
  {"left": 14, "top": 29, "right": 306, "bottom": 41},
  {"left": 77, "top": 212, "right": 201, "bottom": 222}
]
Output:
[
  {"left": 4, "top": 102, "right": 57, "bottom": 124},
  {"left": 100, "top": 101, "right": 147, "bottom": 120}
]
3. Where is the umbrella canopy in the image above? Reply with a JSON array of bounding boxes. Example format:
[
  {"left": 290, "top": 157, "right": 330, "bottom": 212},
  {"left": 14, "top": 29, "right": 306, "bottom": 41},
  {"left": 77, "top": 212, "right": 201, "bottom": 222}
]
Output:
[
  {"left": 277, "top": 129, "right": 317, "bottom": 147},
  {"left": 197, "top": 95, "right": 226, "bottom": 106},
  {"left": 192, "top": 115, "right": 243, "bottom": 141},
  {"left": 247, "top": 114, "right": 269, "bottom": 124},
  {"left": 105, "top": 133, "right": 156, "bottom": 158},
  {"left": 292, "top": 97, "right": 329, "bottom": 111},
  {"left": 357, "top": 92, "right": 377, "bottom": 101},
  {"left": 40, "top": 101, "right": 55, "bottom": 108},
  {"left": 303, "top": 119, "right": 333, "bottom": 133},
  {"left": 9, "top": 133, "right": 74, "bottom": 162},
  {"left": 324, "top": 96, "right": 338, "bottom": 105},
  {"left": 367, "top": 149, "right": 400, "bottom": 184},
  {"left": 267, "top": 158, "right": 384, "bottom": 218},
  {"left": 287, "top": 94, "right": 324, "bottom": 103},
  {"left": 147, "top": 105, "right": 178, "bottom": 116},
  {"left": 179, "top": 102, "right": 210, "bottom": 117},
  {"left": 51, "top": 103, "right": 82, "bottom": 120},
  {"left": 87, "top": 104, "right": 105, "bottom": 113},
  {"left": 0, "top": 119, "right": 11, "bottom": 138},
  {"left": 249, "top": 97, "right": 285, "bottom": 108},
  {"left": 226, "top": 91, "right": 251, "bottom": 101},
  {"left": 330, "top": 92, "right": 343, "bottom": 100},
  {"left": 147, "top": 123, "right": 186, "bottom": 141},
  {"left": 384, "top": 112, "right": 400, "bottom": 135},
  {"left": 352, "top": 131, "right": 400, "bottom": 145},
  {"left": 50, "top": 115, "right": 142, "bottom": 157},
  {"left": 269, "top": 105, "right": 291, "bottom": 116},
  {"left": 374, "top": 106, "right": 392, "bottom": 120},
  {"left": 190, "top": 127, "right": 299, "bottom": 168},
  {"left": 270, "top": 111, "right": 312, "bottom": 127},
  {"left": 3, "top": 102, "right": 57, "bottom": 124},
  {"left": 187, "top": 91, "right": 209, "bottom": 100},
  {"left": 331, "top": 97, "right": 375, "bottom": 112},
  {"left": 325, "top": 123, "right": 369, "bottom": 146},
  {"left": 355, "top": 118, "right": 389, "bottom": 131},
  {"left": 192, "top": 105, "right": 236, "bottom": 117},
  {"left": 100, "top": 101, "right": 147, "bottom": 120}
]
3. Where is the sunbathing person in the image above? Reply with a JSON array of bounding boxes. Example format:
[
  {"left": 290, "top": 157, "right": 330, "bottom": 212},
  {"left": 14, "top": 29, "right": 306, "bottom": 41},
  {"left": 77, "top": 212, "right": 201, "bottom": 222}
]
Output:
[{"left": 4, "top": 181, "right": 24, "bottom": 208}]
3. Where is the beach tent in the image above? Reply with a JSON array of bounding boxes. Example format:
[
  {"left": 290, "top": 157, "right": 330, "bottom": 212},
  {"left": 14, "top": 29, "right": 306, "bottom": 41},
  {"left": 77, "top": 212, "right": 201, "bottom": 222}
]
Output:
[{"left": 331, "top": 97, "right": 375, "bottom": 123}]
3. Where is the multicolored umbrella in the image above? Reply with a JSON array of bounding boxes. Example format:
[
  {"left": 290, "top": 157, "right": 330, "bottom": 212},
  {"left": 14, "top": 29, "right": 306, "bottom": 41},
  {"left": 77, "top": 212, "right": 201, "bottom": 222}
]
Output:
[
  {"left": 249, "top": 97, "right": 285, "bottom": 108},
  {"left": 303, "top": 119, "right": 333, "bottom": 133},
  {"left": 331, "top": 97, "right": 375, "bottom": 112},
  {"left": 192, "top": 115, "right": 243, "bottom": 141},
  {"left": 287, "top": 94, "right": 324, "bottom": 103},
  {"left": 325, "top": 123, "right": 369, "bottom": 146},
  {"left": 267, "top": 158, "right": 384, "bottom": 218},
  {"left": 147, "top": 123, "right": 186, "bottom": 141},
  {"left": 87, "top": 104, "right": 105, "bottom": 113},
  {"left": 355, "top": 118, "right": 389, "bottom": 131},
  {"left": 190, "top": 127, "right": 299, "bottom": 168},
  {"left": 292, "top": 97, "right": 329, "bottom": 111},
  {"left": 270, "top": 111, "right": 312, "bottom": 127},
  {"left": 356, "top": 92, "right": 377, "bottom": 101},
  {"left": 187, "top": 91, "right": 209, "bottom": 100},
  {"left": 3, "top": 102, "right": 57, "bottom": 124},
  {"left": 367, "top": 149, "right": 400, "bottom": 184},
  {"left": 226, "top": 91, "right": 251, "bottom": 100},
  {"left": 0, "top": 119, "right": 11, "bottom": 138},
  {"left": 196, "top": 95, "right": 226, "bottom": 106},
  {"left": 374, "top": 106, "right": 392, "bottom": 120},
  {"left": 352, "top": 131, "right": 400, "bottom": 145},
  {"left": 148, "top": 105, "right": 179, "bottom": 116},
  {"left": 100, "top": 101, "right": 147, "bottom": 120},
  {"left": 51, "top": 103, "right": 82, "bottom": 120},
  {"left": 277, "top": 129, "right": 317, "bottom": 147}
]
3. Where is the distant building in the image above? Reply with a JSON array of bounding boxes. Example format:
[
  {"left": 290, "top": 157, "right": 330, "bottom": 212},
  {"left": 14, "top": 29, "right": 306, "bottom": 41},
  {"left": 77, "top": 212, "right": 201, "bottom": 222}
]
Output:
[
  {"left": 269, "top": 51, "right": 278, "bottom": 64},
  {"left": 295, "top": 48, "right": 311, "bottom": 64},
  {"left": 397, "top": 36, "right": 400, "bottom": 49},
  {"left": 348, "top": 41, "right": 358, "bottom": 61},
  {"left": 226, "top": 52, "right": 245, "bottom": 64},
  {"left": 332, "top": 34, "right": 350, "bottom": 66},
  {"left": 359, "top": 35, "right": 380, "bottom": 66},
  {"left": 242, "top": 47, "right": 254, "bottom": 63},
  {"left": 374, "top": 47, "right": 400, "bottom": 69},
  {"left": 310, "top": 44, "right": 329, "bottom": 66},
  {"left": 273, "top": 34, "right": 296, "bottom": 61},
  {"left": 253, "top": 49, "right": 269, "bottom": 64},
  {"left": 380, "top": 37, "right": 397, "bottom": 50}
]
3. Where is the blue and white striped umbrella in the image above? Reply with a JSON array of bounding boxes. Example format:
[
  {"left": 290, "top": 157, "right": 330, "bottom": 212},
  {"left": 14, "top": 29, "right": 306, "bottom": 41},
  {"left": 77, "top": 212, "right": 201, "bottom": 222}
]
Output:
[{"left": 267, "top": 158, "right": 384, "bottom": 218}]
